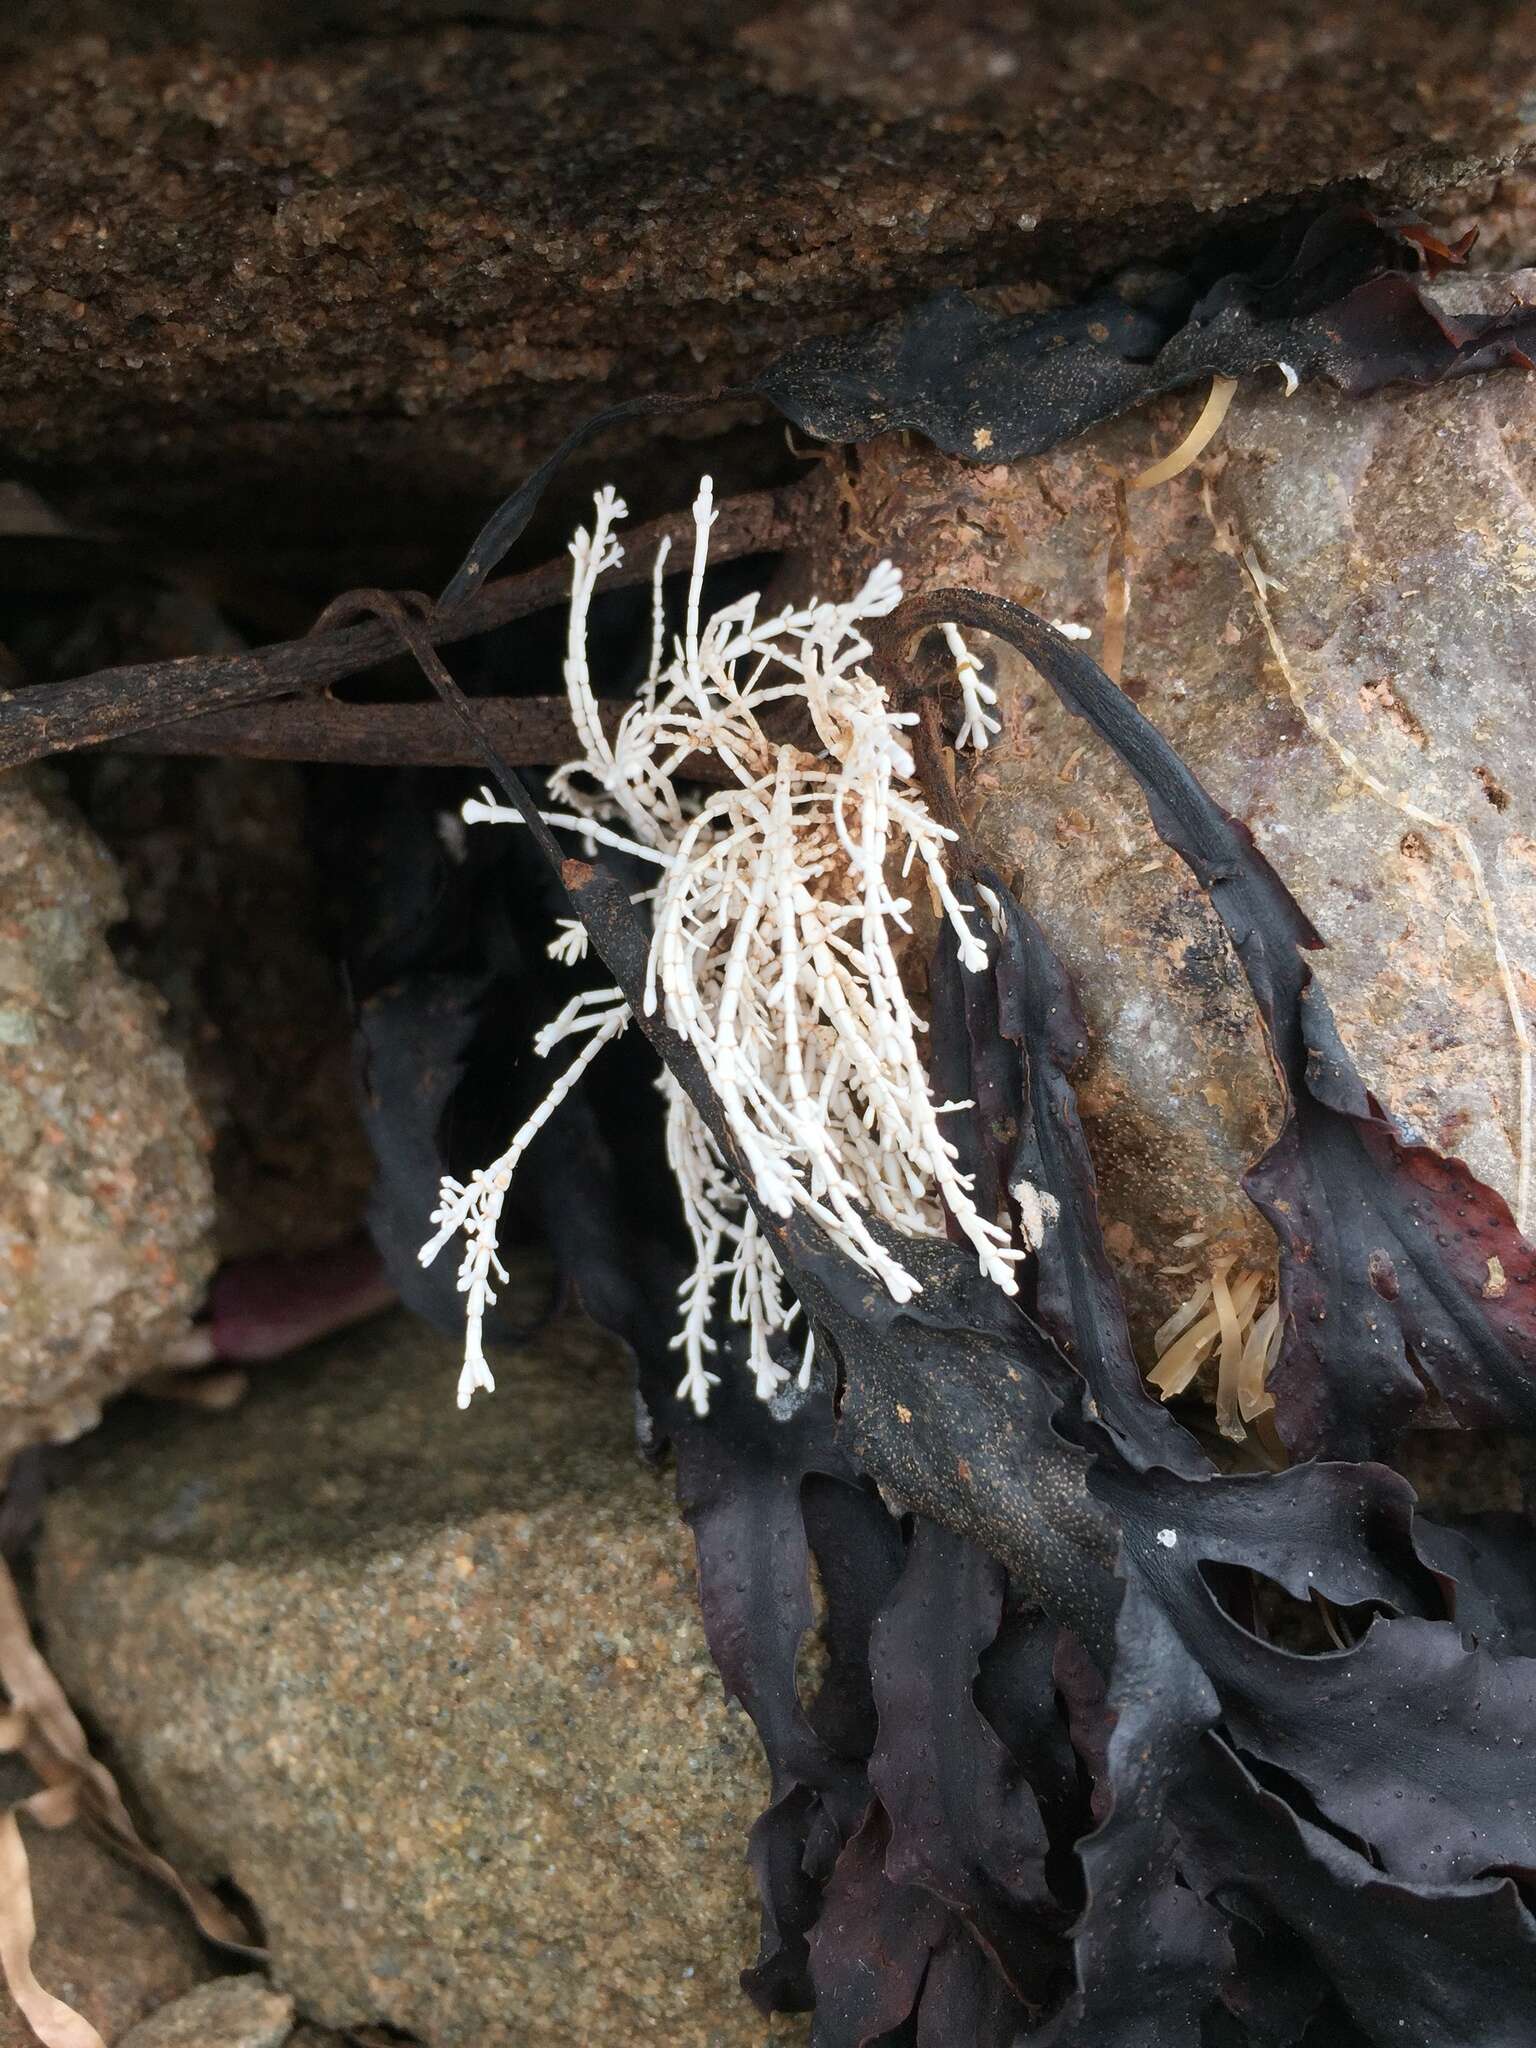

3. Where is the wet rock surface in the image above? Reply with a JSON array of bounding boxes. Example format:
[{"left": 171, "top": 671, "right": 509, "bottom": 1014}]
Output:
[
  {"left": 5, "top": 5, "right": 1536, "bottom": 560},
  {"left": 0, "top": 769, "right": 215, "bottom": 1456},
  {"left": 35, "top": 1305, "right": 800, "bottom": 2048},
  {"left": 821, "top": 373, "right": 1536, "bottom": 1341}
]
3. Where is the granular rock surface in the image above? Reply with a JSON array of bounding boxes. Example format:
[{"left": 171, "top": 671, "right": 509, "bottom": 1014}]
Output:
[
  {"left": 0, "top": 769, "right": 214, "bottom": 1456},
  {"left": 36, "top": 1307, "right": 800, "bottom": 2048},
  {"left": 819, "top": 373, "right": 1536, "bottom": 1344},
  {"left": 116, "top": 1976, "right": 296, "bottom": 2048},
  {"left": 6, "top": 4, "right": 1536, "bottom": 560}
]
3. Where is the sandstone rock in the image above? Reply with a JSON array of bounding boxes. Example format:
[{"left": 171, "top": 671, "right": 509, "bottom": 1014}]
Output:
[
  {"left": 0, "top": 1760, "right": 210, "bottom": 2048},
  {"left": 36, "top": 1307, "right": 802, "bottom": 2048},
  {"left": 4, "top": 7, "right": 1536, "bottom": 561},
  {"left": 0, "top": 769, "right": 215, "bottom": 1456},
  {"left": 117, "top": 1976, "right": 296, "bottom": 2048},
  {"left": 819, "top": 372, "right": 1536, "bottom": 1343}
]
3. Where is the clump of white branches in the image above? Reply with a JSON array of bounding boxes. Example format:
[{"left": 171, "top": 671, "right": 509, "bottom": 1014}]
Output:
[{"left": 422, "top": 477, "right": 1037, "bottom": 1415}]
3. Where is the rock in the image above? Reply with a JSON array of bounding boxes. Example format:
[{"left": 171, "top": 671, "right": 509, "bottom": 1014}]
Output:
[
  {"left": 819, "top": 371, "right": 1536, "bottom": 1344},
  {"left": 0, "top": 1760, "right": 210, "bottom": 2048},
  {"left": 35, "top": 1307, "right": 800, "bottom": 2048},
  {"left": 4, "top": 7, "right": 1536, "bottom": 560},
  {"left": 77, "top": 752, "right": 374, "bottom": 1263},
  {"left": 9, "top": 581, "right": 374, "bottom": 1266},
  {"left": 0, "top": 769, "right": 215, "bottom": 1456},
  {"left": 117, "top": 1976, "right": 295, "bottom": 2048},
  {"left": 1217, "top": 373, "right": 1535, "bottom": 1203}
]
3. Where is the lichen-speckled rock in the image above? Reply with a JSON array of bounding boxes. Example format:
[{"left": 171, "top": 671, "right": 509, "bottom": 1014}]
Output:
[
  {"left": 819, "top": 373, "right": 1536, "bottom": 1342},
  {"left": 36, "top": 1308, "right": 801, "bottom": 2048},
  {"left": 0, "top": 1760, "right": 211, "bottom": 2048},
  {"left": 0, "top": 769, "right": 214, "bottom": 1454}
]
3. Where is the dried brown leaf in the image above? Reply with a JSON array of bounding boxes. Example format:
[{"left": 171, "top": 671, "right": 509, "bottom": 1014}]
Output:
[
  {"left": 0, "top": 1799, "right": 103, "bottom": 2048},
  {"left": 0, "top": 1562, "right": 262, "bottom": 1962}
]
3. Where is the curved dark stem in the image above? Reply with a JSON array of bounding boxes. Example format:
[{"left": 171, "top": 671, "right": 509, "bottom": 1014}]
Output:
[
  {"left": 100, "top": 695, "right": 738, "bottom": 778},
  {"left": 0, "top": 480, "right": 804, "bottom": 774},
  {"left": 873, "top": 611, "right": 982, "bottom": 871},
  {"left": 438, "top": 387, "right": 757, "bottom": 610},
  {"left": 875, "top": 584, "right": 1318, "bottom": 1069},
  {"left": 913, "top": 682, "right": 973, "bottom": 854},
  {"left": 316, "top": 586, "right": 567, "bottom": 870}
]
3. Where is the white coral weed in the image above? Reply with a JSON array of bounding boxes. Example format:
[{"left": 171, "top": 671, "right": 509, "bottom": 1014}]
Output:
[{"left": 423, "top": 477, "right": 1040, "bottom": 1414}]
